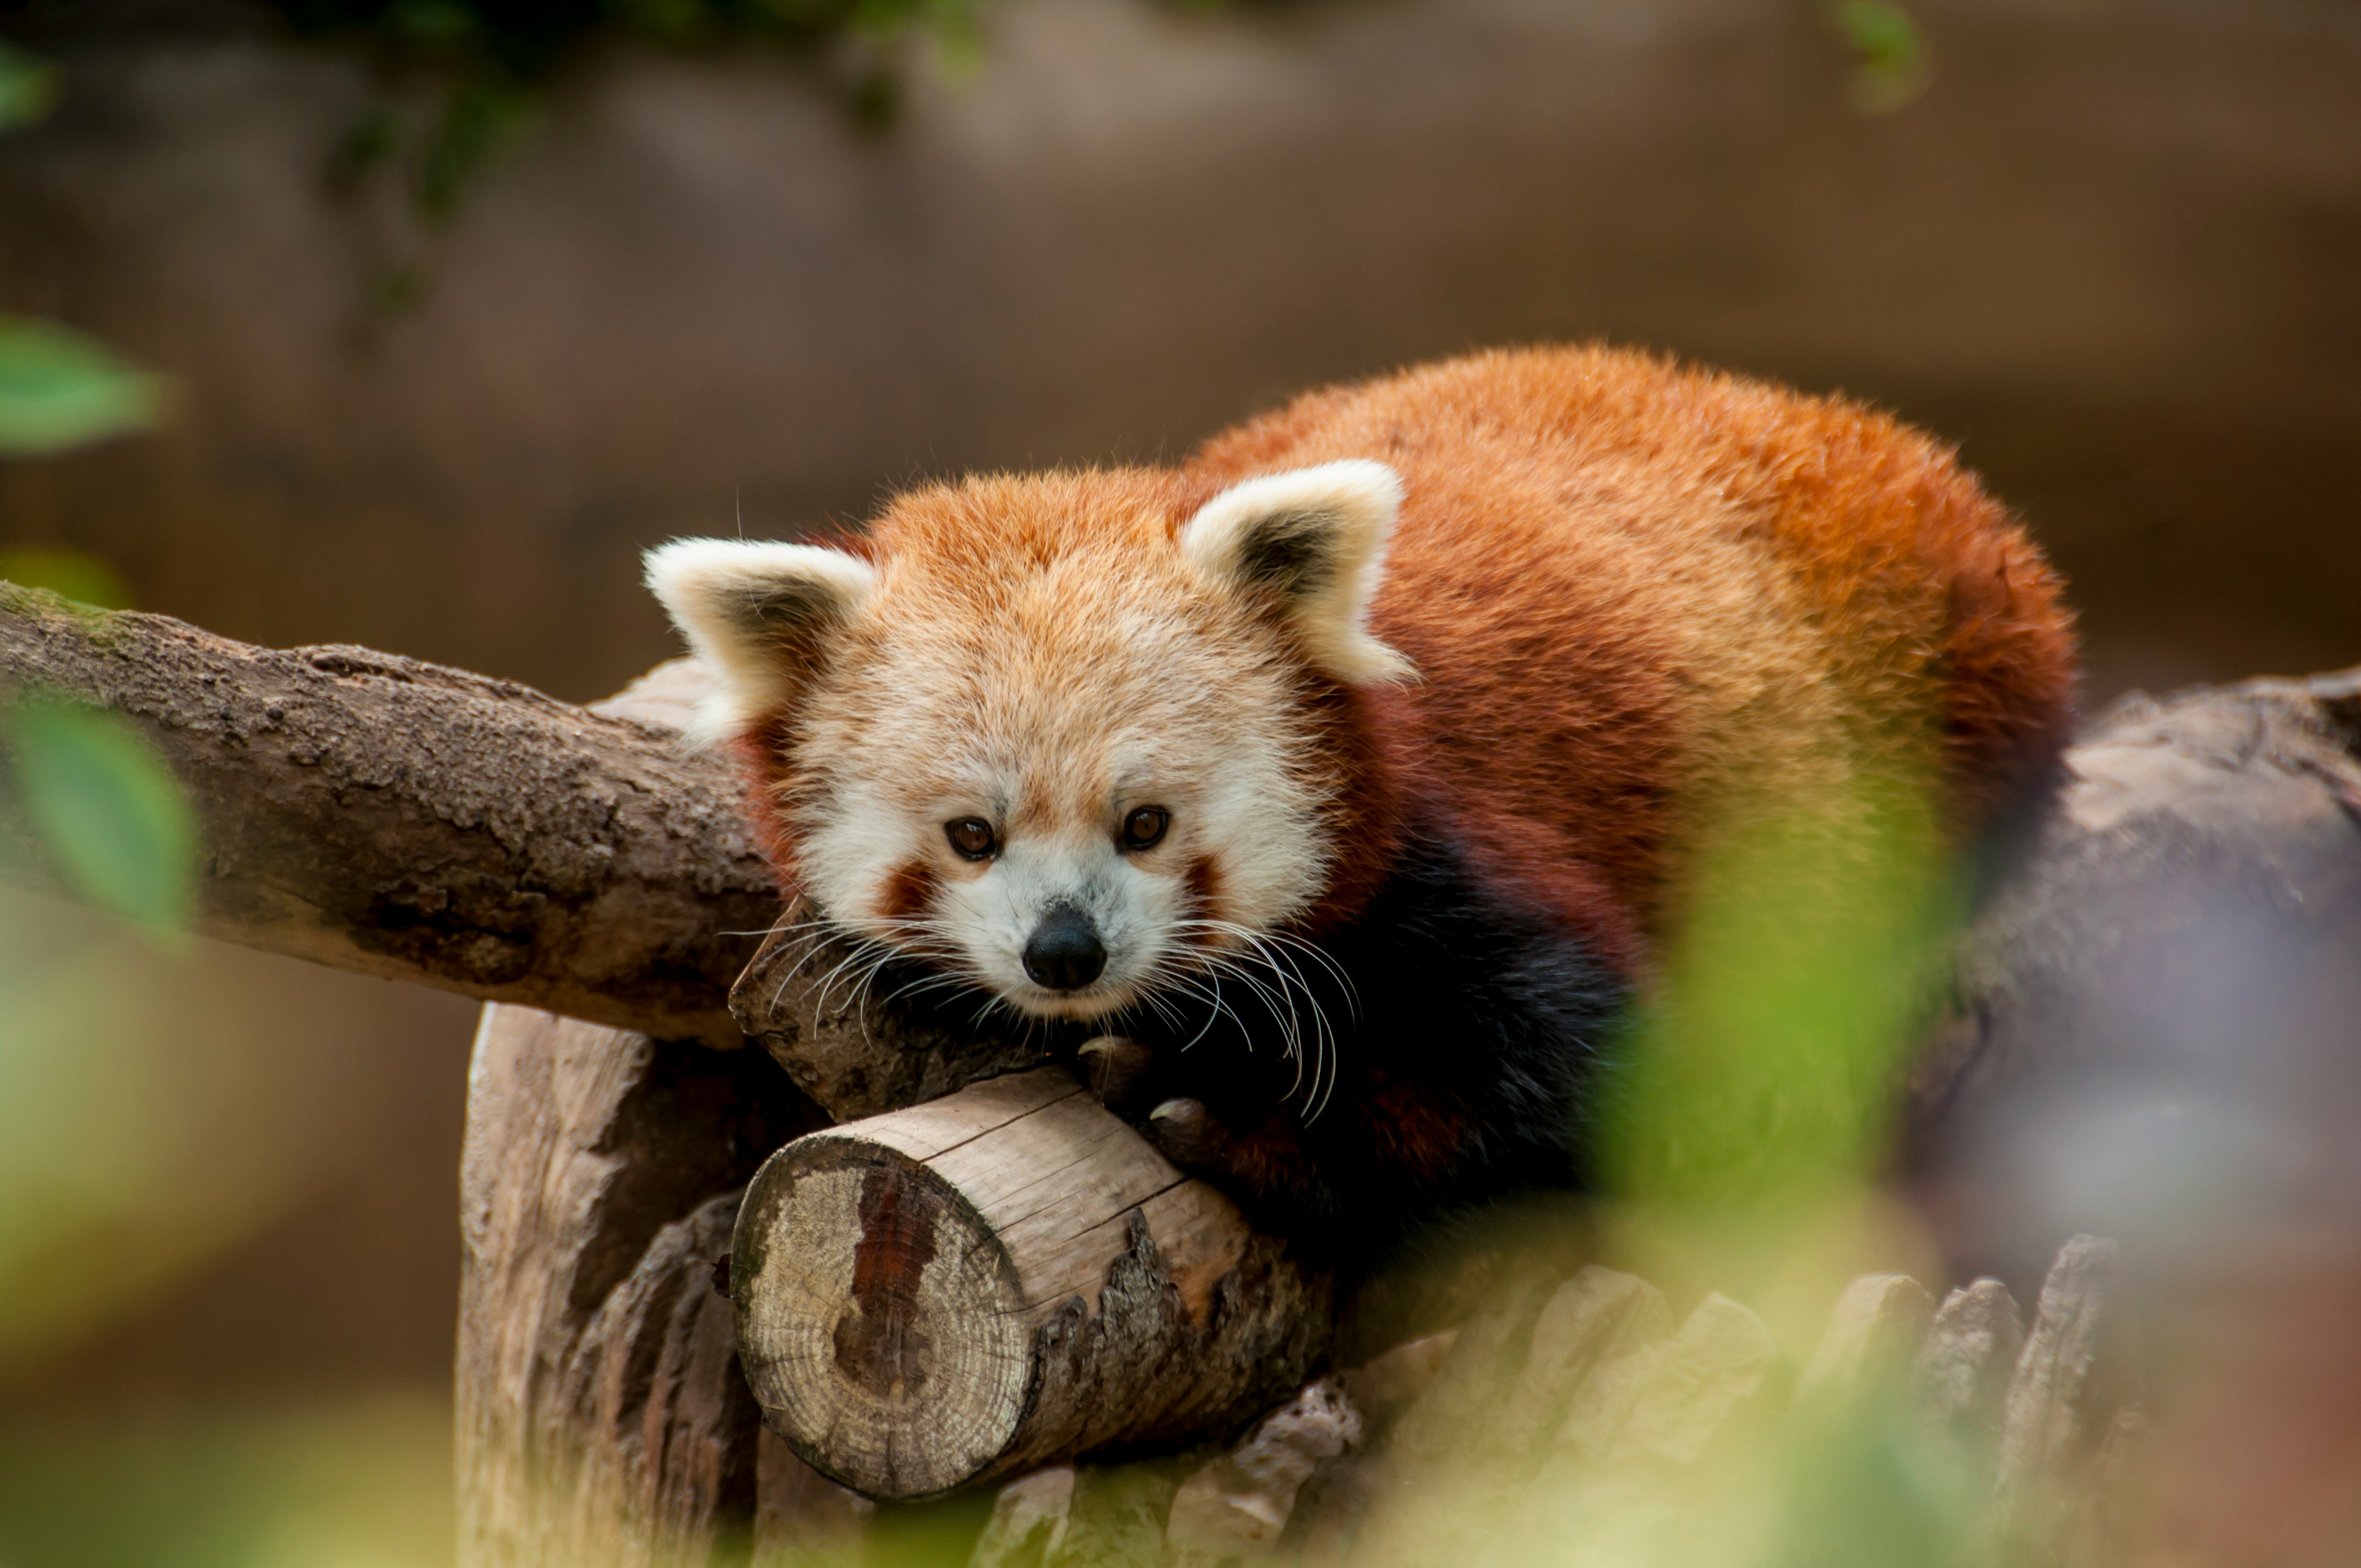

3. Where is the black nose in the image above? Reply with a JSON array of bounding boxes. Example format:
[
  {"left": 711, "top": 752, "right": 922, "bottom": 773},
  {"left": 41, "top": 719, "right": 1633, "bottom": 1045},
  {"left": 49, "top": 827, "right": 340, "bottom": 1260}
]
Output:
[{"left": 1022, "top": 905, "right": 1107, "bottom": 992}]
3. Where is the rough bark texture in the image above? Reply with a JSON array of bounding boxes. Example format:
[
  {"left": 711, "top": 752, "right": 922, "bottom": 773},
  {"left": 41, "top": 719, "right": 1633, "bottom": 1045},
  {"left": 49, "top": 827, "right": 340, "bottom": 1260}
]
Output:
[
  {"left": 454, "top": 1003, "right": 833, "bottom": 1567},
  {"left": 1911, "top": 1277, "right": 2028, "bottom": 1480},
  {"left": 0, "top": 588, "right": 774, "bottom": 1044},
  {"left": 1993, "top": 1236, "right": 2142, "bottom": 1567},
  {"left": 730, "top": 917, "right": 1048, "bottom": 1121},
  {"left": 731, "top": 1068, "right": 1335, "bottom": 1500},
  {"left": 1908, "top": 666, "right": 2361, "bottom": 1277},
  {"left": 1164, "top": 1379, "right": 1361, "bottom": 1567},
  {"left": 1796, "top": 1272, "right": 1935, "bottom": 1409}
]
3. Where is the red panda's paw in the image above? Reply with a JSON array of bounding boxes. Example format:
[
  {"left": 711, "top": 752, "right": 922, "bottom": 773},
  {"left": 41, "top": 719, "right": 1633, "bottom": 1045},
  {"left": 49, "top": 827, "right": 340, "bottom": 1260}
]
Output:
[
  {"left": 1145, "top": 1099, "right": 1330, "bottom": 1236},
  {"left": 1075, "top": 1035, "right": 1164, "bottom": 1118},
  {"left": 1145, "top": 1096, "right": 1233, "bottom": 1175}
]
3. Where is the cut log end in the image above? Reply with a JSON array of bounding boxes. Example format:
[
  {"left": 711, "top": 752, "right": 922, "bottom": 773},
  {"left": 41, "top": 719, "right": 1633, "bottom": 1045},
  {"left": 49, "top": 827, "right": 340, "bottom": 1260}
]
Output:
[
  {"left": 732, "top": 1068, "right": 1335, "bottom": 1500},
  {"left": 736, "top": 1139, "right": 1035, "bottom": 1498}
]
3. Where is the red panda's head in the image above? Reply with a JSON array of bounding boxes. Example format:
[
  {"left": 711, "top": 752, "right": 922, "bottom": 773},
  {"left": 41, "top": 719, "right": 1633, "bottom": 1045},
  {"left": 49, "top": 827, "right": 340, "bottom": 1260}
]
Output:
[{"left": 645, "top": 461, "right": 1412, "bottom": 1022}]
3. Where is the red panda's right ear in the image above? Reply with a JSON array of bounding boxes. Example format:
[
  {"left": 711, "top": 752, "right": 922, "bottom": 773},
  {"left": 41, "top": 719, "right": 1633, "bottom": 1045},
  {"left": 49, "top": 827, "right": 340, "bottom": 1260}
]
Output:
[
  {"left": 1180, "top": 460, "right": 1416, "bottom": 685},
  {"left": 643, "top": 539, "right": 875, "bottom": 744}
]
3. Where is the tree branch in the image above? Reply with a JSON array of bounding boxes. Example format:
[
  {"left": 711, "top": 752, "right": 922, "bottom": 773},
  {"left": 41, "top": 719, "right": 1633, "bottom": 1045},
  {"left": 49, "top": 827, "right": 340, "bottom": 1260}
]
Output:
[{"left": 0, "top": 584, "right": 776, "bottom": 1044}]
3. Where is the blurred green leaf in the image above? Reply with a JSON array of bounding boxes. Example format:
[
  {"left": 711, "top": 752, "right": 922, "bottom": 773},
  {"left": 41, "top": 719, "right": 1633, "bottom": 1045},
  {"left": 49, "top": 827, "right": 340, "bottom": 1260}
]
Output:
[
  {"left": 0, "top": 317, "right": 165, "bottom": 456},
  {"left": 2, "top": 700, "right": 196, "bottom": 938},
  {"left": 0, "top": 38, "right": 62, "bottom": 133},
  {"left": 269, "top": 0, "right": 1010, "bottom": 224},
  {"left": 415, "top": 78, "right": 535, "bottom": 224},
  {"left": 328, "top": 105, "right": 402, "bottom": 192},
  {"left": 0, "top": 546, "right": 132, "bottom": 609},
  {"left": 1603, "top": 774, "right": 1961, "bottom": 1211},
  {"left": 1830, "top": 0, "right": 1932, "bottom": 115},
  {"left": 1769, "top": 1396, "right": 1977, "bottom": 1568},
  {"left": 0, "top": 1396, "right": 455, "bottom": 1568}
]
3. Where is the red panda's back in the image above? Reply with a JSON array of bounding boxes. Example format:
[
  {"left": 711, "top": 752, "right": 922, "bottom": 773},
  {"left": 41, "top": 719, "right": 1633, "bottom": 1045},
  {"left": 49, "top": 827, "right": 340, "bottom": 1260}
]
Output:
[{"left": 1183, "top": 345, "right": 2077, "bottom": 956}]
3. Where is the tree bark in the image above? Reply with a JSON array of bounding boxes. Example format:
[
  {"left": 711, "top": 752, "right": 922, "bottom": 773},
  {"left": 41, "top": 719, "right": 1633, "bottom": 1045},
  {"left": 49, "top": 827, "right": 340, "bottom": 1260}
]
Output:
[
  {"left": 1905, "top": 665, "right": 2361, "bottom": 1280},
  {"left": 731, "top": 1066, "right": 1335, "bottom": 1499},
  {"left": 728, "top": 917, "right": 1047, "bottom": 1120},
  {"left": 0, "top": 585, "right": 775, "bottom": 1044},
  {"left": 455, "top": 1001, "right": 840, "bottom": 1567}
]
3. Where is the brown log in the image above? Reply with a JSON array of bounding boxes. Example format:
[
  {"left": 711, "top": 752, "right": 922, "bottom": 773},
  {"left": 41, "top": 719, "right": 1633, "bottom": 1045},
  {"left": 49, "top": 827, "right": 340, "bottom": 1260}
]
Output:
[
  {"left": 1910, "top": 1277, "right": 2026, "bottom": 1479},
  {"left": 446, "top": 655, "right": 853, "bottom": 1566},
  {"left": 1908, "top": 665, "right": 2361, "bottom": 1277},
  {"left": 1992, "top": 1235, "right": 2142, "bottom": 1566},
  {"left": 454, "top": 1003, "right": 832, "bottom": 1567},
  {"left": 730, "top": 916, "right": 1047, "bottom": 1121},
  {"left": 0, "top": 586, "right": 775, "bottom": 1044},
  {"left": 730, "top": 1066, "right": 1334, "bottom": 1499}
]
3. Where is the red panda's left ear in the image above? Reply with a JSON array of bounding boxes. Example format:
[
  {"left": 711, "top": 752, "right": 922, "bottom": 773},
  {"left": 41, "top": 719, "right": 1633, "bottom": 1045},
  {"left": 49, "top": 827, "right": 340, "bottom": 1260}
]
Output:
[
  {"left": 644, "top": 537, "right": 875, "bottom": 744},
  {"left": 1179, "top": 460, "right": 1417, "bottom": 685}
]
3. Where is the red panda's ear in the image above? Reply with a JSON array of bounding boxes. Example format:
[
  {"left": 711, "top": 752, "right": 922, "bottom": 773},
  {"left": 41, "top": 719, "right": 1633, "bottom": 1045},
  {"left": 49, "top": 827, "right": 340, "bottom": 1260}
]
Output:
[
  {"left": 1179, "top": 460, "right": 1417, "bottom": 685},
  {"left": 643, "top": 538, "right": 875, "bottom": 744}
]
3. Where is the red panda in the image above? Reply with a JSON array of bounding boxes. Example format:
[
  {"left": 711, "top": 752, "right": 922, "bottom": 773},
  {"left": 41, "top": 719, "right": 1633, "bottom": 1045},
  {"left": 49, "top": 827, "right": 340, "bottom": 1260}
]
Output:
[{"left": 647, "top": 345, "right": 2077, "bottom": 1249}]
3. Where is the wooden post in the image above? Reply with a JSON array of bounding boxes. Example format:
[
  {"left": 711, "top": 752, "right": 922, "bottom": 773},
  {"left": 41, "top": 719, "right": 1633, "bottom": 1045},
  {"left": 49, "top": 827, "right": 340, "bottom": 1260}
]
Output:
[
  {"left": 455, "top": 1004, "right": 831, "bottom": 1566},
  {"left": 451, "top": 666, "right": 860, "bottom": 1566},
  {"left": 731, "top": 1068, "right": 1335, "bottom": 1499}
]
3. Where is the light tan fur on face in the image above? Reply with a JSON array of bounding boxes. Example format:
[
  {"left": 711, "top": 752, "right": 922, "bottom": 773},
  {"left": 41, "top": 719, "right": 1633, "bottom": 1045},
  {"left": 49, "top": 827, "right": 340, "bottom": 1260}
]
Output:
[{"left": 657, "top": 468, "right": 1378, "bottom": 1020}]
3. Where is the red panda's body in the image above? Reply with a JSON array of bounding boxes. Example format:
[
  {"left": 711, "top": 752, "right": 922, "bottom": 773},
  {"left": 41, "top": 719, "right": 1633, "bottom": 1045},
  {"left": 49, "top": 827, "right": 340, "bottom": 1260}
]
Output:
[
  {"left": 650, "top": 345, "right": 2077, "bottom": 1250},
  {"left": 1187, "top": 347, "right": 2077, "bottom": 972}
]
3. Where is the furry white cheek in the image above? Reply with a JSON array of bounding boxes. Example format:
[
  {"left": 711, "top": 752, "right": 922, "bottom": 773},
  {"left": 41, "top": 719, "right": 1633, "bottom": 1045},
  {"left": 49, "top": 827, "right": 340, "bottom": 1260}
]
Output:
[
  {"left": 1193, "top": 774, "right": 1330, "bottom": 931},
  {"left": 793, "top": 799, "right": 926, "bottom": 934},
  {"left": 929, "top": 875, "right": 1037, "bottom": 1000}
]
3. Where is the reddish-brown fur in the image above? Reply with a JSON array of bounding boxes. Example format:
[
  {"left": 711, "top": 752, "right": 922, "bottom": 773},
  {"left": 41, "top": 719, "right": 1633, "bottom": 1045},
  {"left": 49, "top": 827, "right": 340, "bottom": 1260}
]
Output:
[{"left": 1182, "top": 344, "right": 2077, "bottom": 970}]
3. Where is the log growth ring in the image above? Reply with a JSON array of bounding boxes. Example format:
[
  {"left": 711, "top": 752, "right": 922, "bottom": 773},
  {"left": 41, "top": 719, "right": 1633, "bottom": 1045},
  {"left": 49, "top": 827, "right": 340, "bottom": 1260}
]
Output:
[{"left": 734, "top": 1138, "right": 1033, "bottom": 1499}]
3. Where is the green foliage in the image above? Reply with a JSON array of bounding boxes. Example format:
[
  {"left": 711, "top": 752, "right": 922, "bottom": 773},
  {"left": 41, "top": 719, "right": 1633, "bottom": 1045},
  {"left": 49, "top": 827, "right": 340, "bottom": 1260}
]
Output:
[
  {"left": 0, "top": 36, "right": 60, "bottom": 131},
  {"left": 0, "top": 547, "right": 130, "bottom": 611},
  {"left": 1, "top": 696, "right": 198, "bottom": 940},
  {"left": 0, "top": 1397, "right": 454, "bottom": 1568},
  {"left": 1830, "top": 0, "right": 1932, "bottom": 115},
  {"left": 280, "top": 0, "right": 964, "bottom": 79},
  {"left": 0, "top": 317, "right": 165, "bottom": 457},
  {"left": 1602, "top": 779, "right": 1961, "bottom": 1213},
  {"left": 286, "top": 0, "right": 984, "bottom": 225}
]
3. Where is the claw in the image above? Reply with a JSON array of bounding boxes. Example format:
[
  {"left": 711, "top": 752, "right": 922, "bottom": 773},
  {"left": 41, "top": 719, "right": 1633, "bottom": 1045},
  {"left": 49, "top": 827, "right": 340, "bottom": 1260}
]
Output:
[
  {"left": 1076, "top": 1034, "right": 1158, "bottom": 1111},
  {"left": 1152, "top": 1096, "right": 1209, "bottom": 1133},
  {"left": 1146, "top": 1096, "right": 1218, "bottom": 1168}
]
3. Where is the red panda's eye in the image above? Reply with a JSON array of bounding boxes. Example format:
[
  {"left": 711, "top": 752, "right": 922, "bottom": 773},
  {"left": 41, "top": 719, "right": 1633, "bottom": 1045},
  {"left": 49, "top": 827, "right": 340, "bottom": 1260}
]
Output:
[
  {"left": 946, "top": 818, "right": 998, "bottom": 861},
  {"left": 1119, "top": 807, "right": 1169, "bottom": 852}
]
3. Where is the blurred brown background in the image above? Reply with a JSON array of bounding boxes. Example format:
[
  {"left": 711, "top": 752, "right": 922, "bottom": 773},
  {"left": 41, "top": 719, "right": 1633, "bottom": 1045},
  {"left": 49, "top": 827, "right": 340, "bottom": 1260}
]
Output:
[{"left": 0, "top": 0, "right": 2354, "bottom": 1543}]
